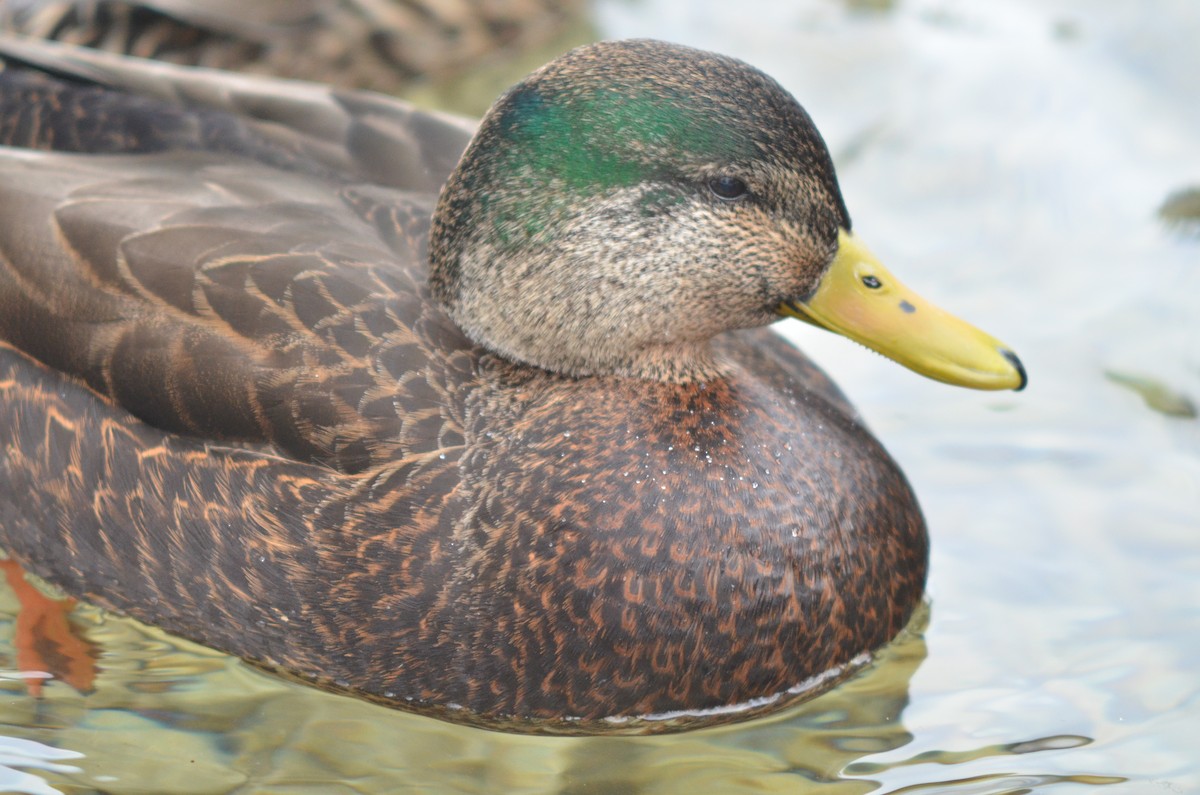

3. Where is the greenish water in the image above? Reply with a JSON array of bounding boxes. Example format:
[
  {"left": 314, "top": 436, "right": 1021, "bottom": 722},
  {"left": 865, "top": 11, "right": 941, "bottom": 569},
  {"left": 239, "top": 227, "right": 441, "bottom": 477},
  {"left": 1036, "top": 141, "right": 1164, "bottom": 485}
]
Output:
[{"left": 1, "top": 0, "right": 1197, "bottom": 792}]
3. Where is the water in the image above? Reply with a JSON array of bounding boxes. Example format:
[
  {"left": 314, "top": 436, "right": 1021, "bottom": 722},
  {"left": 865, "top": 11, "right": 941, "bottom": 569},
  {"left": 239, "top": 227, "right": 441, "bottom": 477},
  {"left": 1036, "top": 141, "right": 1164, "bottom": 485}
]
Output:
[{"left": 1, "top": 0, "right": 1197, "bottom": 792}]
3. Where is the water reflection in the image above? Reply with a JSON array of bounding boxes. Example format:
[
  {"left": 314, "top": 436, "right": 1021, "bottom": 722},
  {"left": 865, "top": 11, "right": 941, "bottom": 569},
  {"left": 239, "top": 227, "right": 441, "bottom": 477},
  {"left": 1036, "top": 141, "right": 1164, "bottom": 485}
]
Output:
[{"left": 0, "top": 735, "right": 82, "bottom": 795}]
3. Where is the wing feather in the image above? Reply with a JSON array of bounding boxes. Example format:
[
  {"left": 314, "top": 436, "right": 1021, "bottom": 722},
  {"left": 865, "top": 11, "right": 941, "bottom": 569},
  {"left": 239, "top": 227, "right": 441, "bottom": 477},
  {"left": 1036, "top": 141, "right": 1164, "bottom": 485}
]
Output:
[{"left": 0, "top": 36, "right": 476, "bottom": 473}]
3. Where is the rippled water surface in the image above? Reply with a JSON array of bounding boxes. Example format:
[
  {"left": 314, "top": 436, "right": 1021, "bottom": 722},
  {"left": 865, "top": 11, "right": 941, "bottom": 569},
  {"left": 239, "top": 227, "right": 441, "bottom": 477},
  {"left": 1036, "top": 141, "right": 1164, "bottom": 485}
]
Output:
[{"left": 1, "top": 1, "right": 1197, "bottom": 792}]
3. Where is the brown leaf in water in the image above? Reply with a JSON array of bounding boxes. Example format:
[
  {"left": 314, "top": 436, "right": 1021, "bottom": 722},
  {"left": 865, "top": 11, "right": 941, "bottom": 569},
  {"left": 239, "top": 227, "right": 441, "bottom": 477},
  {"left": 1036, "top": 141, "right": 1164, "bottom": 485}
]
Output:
[{"left": 1, "top": 559, "right": 98, "bottom": 697}]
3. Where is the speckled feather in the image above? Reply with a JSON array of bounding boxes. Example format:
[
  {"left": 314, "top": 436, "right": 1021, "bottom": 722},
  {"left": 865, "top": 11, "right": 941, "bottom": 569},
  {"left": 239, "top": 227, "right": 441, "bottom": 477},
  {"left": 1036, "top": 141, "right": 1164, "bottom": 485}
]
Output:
[
  {"left": 0, "top": 37, "right": 927, "bottom": 733},
  {"left": 0, "top": 0, "right": 585, "bottom": 93}
]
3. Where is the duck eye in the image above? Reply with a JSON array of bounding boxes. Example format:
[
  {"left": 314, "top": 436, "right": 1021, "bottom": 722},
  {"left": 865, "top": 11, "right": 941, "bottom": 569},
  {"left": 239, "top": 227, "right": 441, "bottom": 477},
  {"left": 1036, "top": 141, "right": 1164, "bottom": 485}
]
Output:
[
  {"left": 862, "top": 275, "right": 882, "bottom": 289},
  {"left": 708, "top": 175, "right": 748, "bottom": 201}
]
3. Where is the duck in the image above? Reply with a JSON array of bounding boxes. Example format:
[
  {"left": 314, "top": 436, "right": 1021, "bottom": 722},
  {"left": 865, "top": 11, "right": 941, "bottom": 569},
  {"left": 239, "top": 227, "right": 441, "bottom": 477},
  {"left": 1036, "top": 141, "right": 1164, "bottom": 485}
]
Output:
[
  {"left": 0, "top": 0, "right": 585, "bottom": 95},
  {"left": 0, "top": 35, "right": 1025, "bottom": 734}
]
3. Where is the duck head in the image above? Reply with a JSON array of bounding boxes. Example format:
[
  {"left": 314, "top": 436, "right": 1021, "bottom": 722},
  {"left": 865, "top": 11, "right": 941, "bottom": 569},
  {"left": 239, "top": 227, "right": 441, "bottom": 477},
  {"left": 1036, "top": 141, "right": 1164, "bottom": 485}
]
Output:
[{"left": 430, "top": 39, "right": 1025, "bottom": 390}]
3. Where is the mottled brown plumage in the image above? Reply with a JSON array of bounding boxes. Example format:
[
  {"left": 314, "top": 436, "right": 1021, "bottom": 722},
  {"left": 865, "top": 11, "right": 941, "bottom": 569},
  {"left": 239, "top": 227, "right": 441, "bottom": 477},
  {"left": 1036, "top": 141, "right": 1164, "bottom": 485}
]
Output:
[
  {"left": 0, "top": 0, "right": 585, "bottom": 94},
  {"left": 0, "top": 37, "right": 928, "bottom": 733}
]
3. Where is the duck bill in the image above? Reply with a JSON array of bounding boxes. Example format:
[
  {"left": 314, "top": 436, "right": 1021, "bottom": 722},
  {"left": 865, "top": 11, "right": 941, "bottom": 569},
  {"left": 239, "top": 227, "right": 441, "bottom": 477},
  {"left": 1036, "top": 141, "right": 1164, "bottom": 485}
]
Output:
[{"left": 779, "top": 230, "right": 1026, "bottom": 391}]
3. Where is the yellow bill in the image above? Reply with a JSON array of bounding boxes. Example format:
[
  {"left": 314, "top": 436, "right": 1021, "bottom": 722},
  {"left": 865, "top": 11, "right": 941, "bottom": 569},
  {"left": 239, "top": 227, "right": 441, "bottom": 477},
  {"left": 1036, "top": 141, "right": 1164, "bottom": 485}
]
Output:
[{"left": 779, "top": 230, "right": 1026, "bottom": 391}]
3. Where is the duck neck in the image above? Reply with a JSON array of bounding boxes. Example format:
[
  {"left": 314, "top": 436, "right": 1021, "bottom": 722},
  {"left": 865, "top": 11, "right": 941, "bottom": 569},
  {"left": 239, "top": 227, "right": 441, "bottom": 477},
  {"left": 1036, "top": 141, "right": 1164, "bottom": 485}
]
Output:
[
  {"left": 430, "top": 220, "right": 731, "bottom": 384},
  {"left": 615, "top": 342, "right": 726, "bottom": 383}
]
